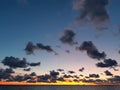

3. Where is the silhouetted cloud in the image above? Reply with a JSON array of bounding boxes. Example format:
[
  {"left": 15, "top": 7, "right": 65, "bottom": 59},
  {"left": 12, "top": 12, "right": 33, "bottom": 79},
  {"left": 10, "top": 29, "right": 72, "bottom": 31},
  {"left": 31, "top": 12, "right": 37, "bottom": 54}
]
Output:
[
  {"left": 5, "top": 68, "right": 15, "bottom": 73},
  {"left": 37, "top": 74, "right": 51, "bottom": 82},
  {"left": 1, "top": 56, "right": 41, "bottom": 69},
  {"left": 73, "top": 0, "right": 109, "bottom": 29},
  {"left": 79, "top": 67, "right": 85, "bottom": 72},
  {"left": 68, "top": 71, "right": 75, "bottom": 74},
  {"left": 36, "top": 43, "right": 54, "bottom": 52},
  {"left": 74, "top": 75, "right": 79, "bottom": 79},
  {"left": 13, "top": 75, "right": 24, "bottom": 82},
  {"left": 30, "top": 72, "right": 36, "bottom": 76},
  {"left": 63, "top": 74, "right": 73, "bottom": 78},
  {"left": 57, "top": 77, "right": 65, "bottom": 81},
  {"left": 89, "top": 74, "right": 100, "bottom": 78},
  {"left": 108, "top": 76, "right": 120, "bottom": 83},
  {"left": 50, "top": 70, "right": 59, "bottom": 78},
  {"left": 60, "top": 29, "right": 77, "bottom": 45},
  {"left": 2, "top": 56, "right": 28, "bottom": 68},
  {"left": 28, "top": 62, "right": 40, "bottom": 67},
  {"left": 96, "top": 58, "right": 118, "bottom": 68},
  {"left": 77, "top": 41, "right": 106, "bottom": 60},
  {"left": 24, "top": 42, "right": 56, "bottom": 55},
  {"left": 24, "top": 41, "right": 36, "bottom": 55},
  {"left": 0, "top": 68, "right": 14, "bottom": 80},
  {"left": 57, "top": 69, "right": 64, "bottom": 72},
  {"left": 104, "top": 70, "right": 113, "bottom": 76},
  {"left": 23, "top": 68, "right": 31, "bottom": 71}
]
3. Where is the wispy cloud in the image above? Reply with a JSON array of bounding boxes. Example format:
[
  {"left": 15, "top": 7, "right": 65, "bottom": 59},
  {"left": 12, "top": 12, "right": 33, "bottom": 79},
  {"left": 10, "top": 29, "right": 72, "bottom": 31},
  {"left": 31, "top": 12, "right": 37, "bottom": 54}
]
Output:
[{"left": 73, "top": 0, "right": 110, "bottom": 30}]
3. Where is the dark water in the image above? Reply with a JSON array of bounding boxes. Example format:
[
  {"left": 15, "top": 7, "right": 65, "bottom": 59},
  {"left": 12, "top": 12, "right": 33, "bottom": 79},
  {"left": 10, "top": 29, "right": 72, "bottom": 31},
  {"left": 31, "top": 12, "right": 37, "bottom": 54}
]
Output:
[{"left": 0, "top": 85, "right": 119, "bottom": 90}]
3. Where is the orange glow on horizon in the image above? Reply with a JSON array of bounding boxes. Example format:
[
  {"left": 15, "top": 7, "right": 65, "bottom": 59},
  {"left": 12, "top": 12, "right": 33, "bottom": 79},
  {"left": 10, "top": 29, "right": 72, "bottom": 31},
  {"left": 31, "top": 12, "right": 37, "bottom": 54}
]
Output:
[
  {"left": 0, "top": 81, "right": 96, "bottom": 86},
  {"left": 0, "top": 81, "right": 120, "bottom": 86}
]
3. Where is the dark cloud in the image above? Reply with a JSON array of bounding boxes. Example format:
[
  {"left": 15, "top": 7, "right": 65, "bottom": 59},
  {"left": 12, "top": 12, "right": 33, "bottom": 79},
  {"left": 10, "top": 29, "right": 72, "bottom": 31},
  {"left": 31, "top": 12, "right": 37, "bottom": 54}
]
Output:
[
  {"left": 89, "top": 74, "right": 100, "bottom": 78},
  {"left": 28, "top": 62, "right": 40, "bottom": 67},
  {"left": 104, "top": 70, "right": 113, "bottom": 76},
  {"left": 63, "top": 74, "right": 73, "bottom": 78},
  {"left": 30, "top": 72, "right": 36, "bottom": 76},
  {"left": 13, "top": 75, "right": 24, "bottom": 82},
  {"left": 57, "top": 77, "right": 65, "bottom": 82},
  {"left": 79, "top": 67, "right": 85, "bottom": 72},
  {"left": 73, "top": 0, "right": 109, "bottom": 28},
  {"left": 68, "top": 71, "right": 75, "bottom": 74},
  {"left": 1, "top": 56, "right": 41, "bottom": 69},
  {"left": 73, "top": 79, "right": 79, "bottom": 82},
  {"left": 108, "top": 76, "right": 120, "bottom": 83},
  {"left": 57, "top": 69, "right": 64, "bottom": 72},
  {"left": 37, "top": 74, "right": 51, "bottom": 82},
  {"left": 0, "top": 68, "right": 14, "bottom": 80},
  {"left": 36, "top": 43, "right": 54, "bottom": 52},
  {"left": 24, "top": 42, "right": 56, "bottom": 55},
  {"left": 80, "top": 74, "right": 84, "bottom": 77},
  {"left": 23, "top": 68, "right": 31, "bottom": 71},
  {"left": 5, "top": 68, "right": 15, "bottom": 73},
  {"left": 74, "top": 75, "right": 79, "bottom": 79},
  {"left": 77, "top": 41, "right": 106, "bottom": 60},
  {"left": 50, "top": 70, "right": 59, "bottom": 78},
  {"left": 2, "top": 56, "right": 28, "bottom": 68},
  {"left": 96, "top": 58, "right": 118, "bottom": 68},
  {"left": 60, "top": 29, "right": 77, "bottom": 45},
  {"left": 24, "top": 41, "right": 36, "bottom": 55},
  {"left": 23, "top": 74, "right": 32, "bottom": 81}
]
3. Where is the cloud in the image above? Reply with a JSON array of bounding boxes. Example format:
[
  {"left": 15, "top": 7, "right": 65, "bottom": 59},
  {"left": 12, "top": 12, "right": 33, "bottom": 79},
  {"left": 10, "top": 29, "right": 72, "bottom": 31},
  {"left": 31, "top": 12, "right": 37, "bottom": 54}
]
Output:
[
  {"left": 108, "top": 76, "right": 120, "bottom": 83},
  {"left": 50, "top": 70, "right": 59, "bottom": 78},
  {"left": 13, "top": 75, "right": 24, "bottom": 82},
  {"left": 73, "top": 0, "right": 110, "bottom": 28},
  {"left": 23, "top": 68, "right": 31, "bottom": 71},
  {"left": 77, "top": 41, "right": 106, "bottom": 60},
  {"left": 63, "top": 74, "right": 73, "bottom": 78},
  {"left": 1, "top": 56, "right": 41, "bottom": 69},
  {"left": 37, "top": 74, "right": 51, "bottom": 82},
  {"left": 60, "top": 29, "right": 77, "bottom": 45},
  {"left": 30, "top": 72, "right": 37, "bottom": 76},
  {"left": 79, "top": 67, "right": 85, "bottom": 72},
  {"left": 104, "top": 70, "right": 113, "bottom": 76},
  {"left": 74, "top": 75, "right": 79, "bottom": 79},
  {"left": 0, "top": 68, "right": 14, "bottom": 80},
  {"left": 89, "top": 74, "right": 100, "bottom": 78},
  {"left": 1, "top": 56, "right": 28, "bottom": 69},
  {"left": 24, "top": 41, "right": 56, "bottom": 55},
  {"left": 24, "top": 41, "right": 37, "bottom": 55},
  {"left": 57, "top": 77, "right": 65, "bottom": 82},
  {"left": 28, "top": 62, "right": 40, "bottom": 67},
  {"left": 96, "top": 58, "right": 118, "bottom": 68},
  {"left": 68, "top": 71, "right": 75, "bottom": 74},
  {"left": 57, "top": 69, "right": 64, "bottom": 72},
  {"left": 5, "top": 68, "right": 15, "bottom": 73}
]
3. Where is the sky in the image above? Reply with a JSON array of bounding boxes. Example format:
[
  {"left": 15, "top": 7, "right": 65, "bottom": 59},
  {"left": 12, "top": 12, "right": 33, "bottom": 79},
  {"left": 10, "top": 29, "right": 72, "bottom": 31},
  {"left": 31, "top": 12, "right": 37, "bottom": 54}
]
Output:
[{"left": 0, "top": 0, "right": 120, "bottom": 85}]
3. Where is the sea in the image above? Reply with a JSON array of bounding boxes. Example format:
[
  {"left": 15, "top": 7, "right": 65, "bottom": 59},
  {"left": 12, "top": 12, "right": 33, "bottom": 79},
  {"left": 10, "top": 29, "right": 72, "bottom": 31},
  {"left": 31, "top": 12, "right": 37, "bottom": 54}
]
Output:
[{"left": 0, "top": 85, "right": 120, "bottom": 90}]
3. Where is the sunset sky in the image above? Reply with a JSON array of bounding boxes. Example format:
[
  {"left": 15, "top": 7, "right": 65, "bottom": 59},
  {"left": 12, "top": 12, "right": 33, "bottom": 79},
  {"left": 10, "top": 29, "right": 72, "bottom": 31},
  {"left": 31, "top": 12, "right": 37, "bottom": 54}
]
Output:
[{"left": 0, "top": 0, "right": 120, "bottom": 85}]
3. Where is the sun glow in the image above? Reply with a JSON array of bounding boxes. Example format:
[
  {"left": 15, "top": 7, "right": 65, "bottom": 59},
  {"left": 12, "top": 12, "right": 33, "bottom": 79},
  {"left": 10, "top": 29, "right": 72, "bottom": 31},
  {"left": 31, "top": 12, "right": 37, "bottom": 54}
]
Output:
[{"left": 0, "top": 81, "right": 96, "bottom": 86}]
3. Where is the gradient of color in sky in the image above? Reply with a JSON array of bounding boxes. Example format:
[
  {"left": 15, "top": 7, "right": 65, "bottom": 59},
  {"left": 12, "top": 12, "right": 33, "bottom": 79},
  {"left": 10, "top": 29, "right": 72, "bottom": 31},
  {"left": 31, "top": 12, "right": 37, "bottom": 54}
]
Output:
[{"left": 0, "top": 0, "right": 120, "bottom": 84}]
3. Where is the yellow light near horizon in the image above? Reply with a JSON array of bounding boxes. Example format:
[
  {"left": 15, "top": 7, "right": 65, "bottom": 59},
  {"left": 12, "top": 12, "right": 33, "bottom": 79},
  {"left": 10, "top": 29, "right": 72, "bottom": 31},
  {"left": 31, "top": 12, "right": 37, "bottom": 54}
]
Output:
[{"left": 0, "top": 81, "right": 96, "bottom": 86}]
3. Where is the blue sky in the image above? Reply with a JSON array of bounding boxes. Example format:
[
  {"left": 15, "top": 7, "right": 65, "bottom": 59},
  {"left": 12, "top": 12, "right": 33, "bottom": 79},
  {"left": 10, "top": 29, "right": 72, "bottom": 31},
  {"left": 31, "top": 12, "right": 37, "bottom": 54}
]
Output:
[{"left": 0, "top": 0, "right": 120, "bottom": 84}]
